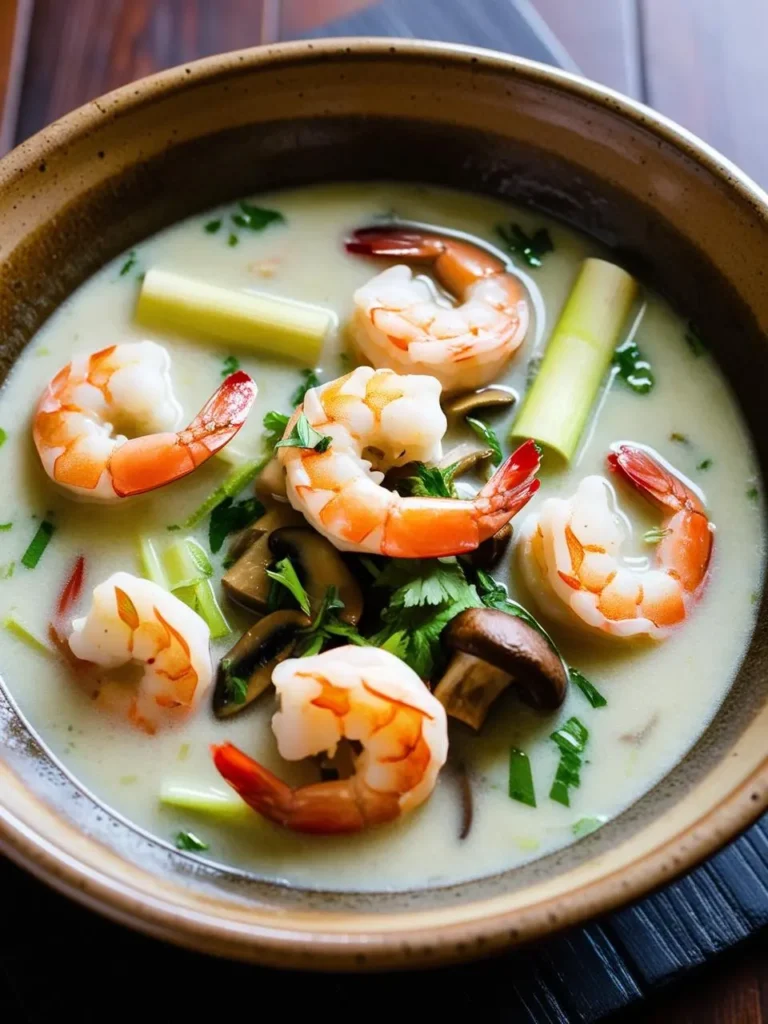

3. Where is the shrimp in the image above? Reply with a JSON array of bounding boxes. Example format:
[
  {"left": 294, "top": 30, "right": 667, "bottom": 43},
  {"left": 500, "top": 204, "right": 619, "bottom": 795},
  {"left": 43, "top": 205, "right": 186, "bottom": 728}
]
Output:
[
  {"left": 212, "top": 645, "right": 448, "bottom": 834},
  {"left": 33, "top": 341, "right": 257, "bottom": 500},
  {"left": 517, "top": 445, "right": 714, "bottom": 639},
  {"left": 68, "top": 571, "right": 213, "bottom": 733},
  {"left": 278, "top": 365, "right": 540, "bottom": 557},
  {"left": 347, "top": 226, "right": 529, "bottom": 393}
]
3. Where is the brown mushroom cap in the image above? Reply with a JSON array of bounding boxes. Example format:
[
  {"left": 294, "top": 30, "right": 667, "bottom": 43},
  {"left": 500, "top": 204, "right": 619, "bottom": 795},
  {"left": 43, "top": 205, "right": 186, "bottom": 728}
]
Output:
[
  {"left": 444, "top": 386, "right": 517, "bottom": 417},
  {"left": 268, "top": 527, "right": 363, "bottom": 624}
]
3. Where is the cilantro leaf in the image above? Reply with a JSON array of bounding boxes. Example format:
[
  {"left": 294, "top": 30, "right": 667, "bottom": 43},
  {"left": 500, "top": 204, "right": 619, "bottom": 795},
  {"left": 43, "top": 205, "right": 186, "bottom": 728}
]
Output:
[
  {"left": 466, "top": 417, "right": 503, "bottom": 465},
  {"left": 209, "top": 496, "right": 264, "bottom": 554},
  {"left": 220, "top": 661, "right": 249, "bottom": 704},
  {"left": 175, "top": 831, "right": 209, "bottom": 852},
  {"left": 685, "top": 321, "right": 706, "bottom": 356},
  {"left": 399, "top": 462, "right": 457, "bottom": 498},
  {"left": 291, "top": 369, "right": 321, "bottom": 407},
  {"left": 295, "top": 585, "right": 367, "bottom": 656},
  {"left": 221, "top": 355, "right": 240, "bottom": 378},
  {"left": 266, "top": 556, "right": 311, "bottom": 615},
  {"left": 231, "top": 201, "right": 285, "bottom": 232},
  {"left": 262, "top": 410, "right": 290, "bottom": 453},
  {"left": 613, "top": 341, "right": 654, "bottom": 394},
  {"left": 496, "top": 223, "right": 553, "bottom": 268},
  {"left": 119, "top": 251, "right": 138, "bottom": 276},
  {"left": 275, "top": 412, "right": 332, "bottom": 453},
  {"left": 227, "top": 233, "right": 238, "bottom": 247},
  {"left": 204, "top": 219, "right": 222, "bottom": 234}
]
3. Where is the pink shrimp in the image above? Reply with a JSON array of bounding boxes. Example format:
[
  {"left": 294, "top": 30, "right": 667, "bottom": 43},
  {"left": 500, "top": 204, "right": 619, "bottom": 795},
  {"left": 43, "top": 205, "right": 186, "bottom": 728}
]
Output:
[{"left": 33, "top": 341, "right": 256, "bottom": 500}]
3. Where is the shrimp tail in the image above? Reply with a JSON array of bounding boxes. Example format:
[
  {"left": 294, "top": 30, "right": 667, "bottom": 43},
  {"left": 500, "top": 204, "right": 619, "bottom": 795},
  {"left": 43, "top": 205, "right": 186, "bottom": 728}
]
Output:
[
  {"left": 345, "top": 228, "right": 444, "bottom": 261},
  {"left": 109, "top": 371, "right": 257, "bottom": 497},
  {"left": 475, "top": 438, "right": 541, "bottom": 541},
  {"left": 212, "top": 742, "right": 401, "bottom": 835},
  {"left": 607, "top": 444, "right": 703, "bottom": 514}
]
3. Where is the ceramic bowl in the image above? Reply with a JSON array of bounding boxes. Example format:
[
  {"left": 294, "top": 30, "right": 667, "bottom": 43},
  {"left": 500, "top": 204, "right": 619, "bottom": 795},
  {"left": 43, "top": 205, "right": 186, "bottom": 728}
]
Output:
[{"left": 1, "top": 39, "right": 767, "bottom": 970}]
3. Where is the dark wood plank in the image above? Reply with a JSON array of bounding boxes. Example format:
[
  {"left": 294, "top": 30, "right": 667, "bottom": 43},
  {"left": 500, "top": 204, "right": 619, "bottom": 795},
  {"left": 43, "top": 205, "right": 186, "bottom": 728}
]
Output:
[
  {"left": 531, "top": 0, "right": 643, "bottom": 97},
  {"left": 16, "top": 0, "right": 274, "bottom": 143},
  {"left": 641, "top": 0, "right": 768, "bottom": 188},
  {"left": 0, "top": 0, "right": 33, "bottom": 154},
  {"left": 281, "top": 0, "right": 374, "bottom": 35}
]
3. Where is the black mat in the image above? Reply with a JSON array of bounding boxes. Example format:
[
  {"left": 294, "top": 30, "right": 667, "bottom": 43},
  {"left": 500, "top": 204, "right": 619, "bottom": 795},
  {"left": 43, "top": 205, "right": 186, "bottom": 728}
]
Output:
[{"left": 3, "top": 2, "right": 765, "bottom": 1021}]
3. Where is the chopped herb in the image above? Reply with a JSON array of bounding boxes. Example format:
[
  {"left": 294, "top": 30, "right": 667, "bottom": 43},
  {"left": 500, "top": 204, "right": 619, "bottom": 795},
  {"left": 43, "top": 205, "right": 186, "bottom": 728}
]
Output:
[
  {"left": 569, "top": 667, "right": 607, "bottom": 709},
  {"left": 275, "top": 412, "right": 332, "bottom": 453},
  {"left": 474, "top": 568, "right": 564, "bottom": 661},
  {"left": 685, "top": 321, "right": 706, "bottom": 356},
  {"left": 399, "top": 462, "right": 458, "bottom": 499},
  {"left": 227, "top": 233, "right": 239, "bottom": 247},
  {"left": 0, "top": 563, "right": 15, "bottom": 579},
  {"left": 496, "top": 223, "right": 554, "bottom": 268},
  {"left": 266, "top": 556, "right": 312, "bottom": 616},
  {"left": 549, "top": 717, "right": 589, "bottom": 807},
  {"left": 0, "top": 522, "right": 11, "bottom": 531},
  {"left": 526, "top": 355, "right": 543, "bottom": 389},
  {"left": 220, "top": 664, "right": 249, "bottom": 705},
  {"left": 697, "top": 458, "right": 713, "bottom": 471},
  {"left": 185, "top": 539, "right": 214, "bottom": 579},
  {"left": 466, "top": 417, "right": 503, "bottom": 465},
  {"left": 572, "top": 816, "right": 605, "bottom": 838},
  {"left": 509, "top": 748, "right": 536, "bottom": 807},
  {"left": 21, "top": 519, "right": 55, "bottom": 569},
  {"left": 231, "top": 201, "right": 285, "bottom": 232},
  {"left": 119, "top": 251, "right": 137, "bottom": 276},
  {"left": 747, "top": 485, "right": 759, "bottom": 503},
  {"left": 208, "top": 496, "right": 264, "bottom": 554},
  {"left": 291, "top": 369, "right": 321, "bottom": 407},
  {"left": 0, "top": 427, "right": 6, "bottom": 447},
  {"left": 379, "top": 630, "right": 408, "bottom": 658},
  {"left": 613, "top": 341, "right": 654, "bottom": 394},
  {"left": 2, "top": 614, "right": 52, "bottom": 655},
  {"left": 174, "top": 831, "right": 209, "bottom": 852},
  {"left": 296, "top": 585, "right": 368, "bottom": 657},
  {"left": 263, "top": 410, "right": 290, "bottom": 452},
  {"left": 204, "top": 219, "right": 222, "bottom": 234},
  {"left": 643, "top": 526, "right": 671, "bottom": 544},
  {"left": 221, "top": 355, "right": 240, "bottom": 378},
  {"left": 183, "top": 459, "right": 264, "bottom": 529},
  {"left": 670, "top": 432, "right": 689, "bottom": 444},
  {"left": 166, "top": 524, "right": 181, "bottom": 532}
]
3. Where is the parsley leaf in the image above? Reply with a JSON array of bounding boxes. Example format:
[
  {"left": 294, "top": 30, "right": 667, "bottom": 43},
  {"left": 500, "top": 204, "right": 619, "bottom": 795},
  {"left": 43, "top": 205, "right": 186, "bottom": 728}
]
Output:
[
  {"left": 697, "top": 458, "right": 713, "bottom": 471},
  {"left": 231, "top": 201, "right": 285, "bottom": 232},
  {"left": 227, "top": 233, "right": 239, "bottom": 247},
  {"left": 291, "top": 369, "right": 321, "bottom": 407},
  {"left": 221, "top": 355, "right": 240, "bottom": 378},
  {"left": 204, "top": 219, "right": 222, "bottom": 234},
  {"left": 275, "top": 412, "right": 332, "bottom": 453},
  {"left": 466, "top": 417, "right": 503, "bottom": 465},
  {"left": 613, "top": 341, "right": 654, "bottom": 394},
  {"left": 175, "top": 831, "right": 209, "bottom": 852},
  {"left": 263, "top": 410, "right": 290, "bottom": 453},
  {"left": 209, "top": 496, "right": 264, "bottom": 554},
  {"left": 295, "top": 585, "right": 368, "bottom": 656},
  {"left": 266, "top": 556, "right": 311, "bottom": 615},
  {"left": 119, "top": 251, "right": 137, "bottom": 276},
  {"left": 496, "top": 223, "right": 554, "bottom": 268},
  {"left": 397, "top": 462, "right": 458, "bottom": 498}
]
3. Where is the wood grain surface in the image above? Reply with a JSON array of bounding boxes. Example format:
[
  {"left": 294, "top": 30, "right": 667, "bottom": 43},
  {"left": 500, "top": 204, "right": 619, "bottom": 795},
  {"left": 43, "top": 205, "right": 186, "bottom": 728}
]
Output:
[{"left": 2, "top": 2, "right": 768, "bottom": 1021}]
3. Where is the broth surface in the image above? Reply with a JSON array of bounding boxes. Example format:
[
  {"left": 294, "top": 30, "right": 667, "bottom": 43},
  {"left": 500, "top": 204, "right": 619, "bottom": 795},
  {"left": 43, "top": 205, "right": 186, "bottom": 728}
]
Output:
[{"left": 0, "top": 182, "right": 762, "bottom": 890}]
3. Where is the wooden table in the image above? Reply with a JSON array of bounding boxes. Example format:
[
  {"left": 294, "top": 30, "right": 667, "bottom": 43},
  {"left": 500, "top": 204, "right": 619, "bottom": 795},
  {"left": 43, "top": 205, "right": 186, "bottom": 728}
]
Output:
[{"left": 2, "top": 2, "right": 767, "bottom": 1021}]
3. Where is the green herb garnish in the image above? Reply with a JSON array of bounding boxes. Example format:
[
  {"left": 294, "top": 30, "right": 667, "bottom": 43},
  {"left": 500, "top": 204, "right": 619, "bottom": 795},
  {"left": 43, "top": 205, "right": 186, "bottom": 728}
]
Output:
[
  {"left": 221, "top": 355, "right": 240, "bottom": 378},
  {"left": 174, "top": 831, "right": 209, "bottom": 852},
  {"left": 21, "top": 519, "right": 55, "bottom": 569},
  {"left": 748, "top": 484, "right": 759, "bottom": 503},
  {"left": 209, "top": 496, "right": 264, "bottom": 554},
  {"left": 220, "top": 661, "right": 249, "bottom": 704},
  {"left": 474, "top": 569, "right": 562, "bottom": 657},
  {"left": 509, "top": 748, "right": 536, "bottom": 807},
  {"left": 569, "top": 667, "right": 607, "bottom": 709},
  {"left": 0, "top": 427, "right": 6, "bottom": 447},
  {"left": 266, "top": 556, "right": 312, "bottom": 616},
  {"left": 231, "top": 201, "right": 285, "bottom": 232},
  {"left": 643, "top": 527, "right": 671, "bottom": 544},
  {"left": 670, "top": 432, "right": 689, "bottom": 444},
  {"left": 466, "top": 417, "right": 503, "bottom": 465},
  {"left": 296, "top": 585, "right": 368, "bottom": 657},
  {"left": 0, "top": 522, "right": 11, "bottom": 531},
  {"left": 549, "top": 717, "right": 589, "bottom": 807},
  {"left": 274, "top": 412, "right": 332, "bottom": 453},
  {"left": 572, "top": 816, "right": 605, "bottom": 837},
  {"left": 291, "top": 368, "right": 321, "bottom": 407},
  {"left": 227, "top": 233, "right": 238, "bottom": 247},
  {"left": 496, "top": 223, "right": 553, "bottom": 268},
  {"left": 613, "top": 341, "right": 654, "bottom": 394},
  {"left": 204, "top": 219, "right": 222, "bottom": 234},
  {"left": 183, "top": 459, "right": 264, "bottom": 529},
  {"left": 0, "top": 563, "right": 15, "bottom": 579},
  {"left": 263, "top": 410, "right": 290, "bottom": 452},
  {"left": 685, "top": 321, "right": 706, "bottom": 356},
  {"left": 399, "top": 462, "right": 458, "bottom": 499},
  {"left": 119, "top": 251, "right": 137, "bottom": 276},
  {"left": 697, "top": 458, "right": 713, "bottom": 471}
]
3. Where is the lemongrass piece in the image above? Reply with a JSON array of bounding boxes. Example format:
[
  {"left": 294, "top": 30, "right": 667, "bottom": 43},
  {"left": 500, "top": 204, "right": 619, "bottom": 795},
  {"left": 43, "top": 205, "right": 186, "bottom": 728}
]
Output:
[
  {"left": 137, "top": 536, "right": 169, "bottom": 589},
  {"left": 136, "top": 268, "right": 332, "bottom": 365},
  {"left": 2, "top": 613, "right": 54, "bottom": 656},
  {"left": 159, "top": 781, "right": 253, "bottom": 823},
  {"left": 162, "top": 539, "right": 231, "bottom": 639},
  {"left": 194, "top": 579, "right": 231, "bottom": 640},
  {"left": 511, "top": 259, "right": 639, "bottom": 461}
]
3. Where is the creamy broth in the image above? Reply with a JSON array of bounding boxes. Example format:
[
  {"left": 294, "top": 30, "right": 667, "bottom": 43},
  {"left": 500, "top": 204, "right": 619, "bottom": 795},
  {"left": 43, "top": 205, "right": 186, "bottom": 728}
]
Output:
[{"left": 0, "top": 182, "right": 762, "bottom": 891}]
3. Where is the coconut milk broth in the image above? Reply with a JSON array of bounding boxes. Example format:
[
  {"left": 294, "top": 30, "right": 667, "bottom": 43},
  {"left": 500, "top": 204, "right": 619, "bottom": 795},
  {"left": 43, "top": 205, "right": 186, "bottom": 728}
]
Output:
[{"left": 0, "top": 183, "right": 761, "bottom": 891}]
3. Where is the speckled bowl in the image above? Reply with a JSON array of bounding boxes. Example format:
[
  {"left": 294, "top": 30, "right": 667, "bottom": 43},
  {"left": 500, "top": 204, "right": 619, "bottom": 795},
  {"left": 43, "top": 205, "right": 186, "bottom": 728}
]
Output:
[{"left": 1, "top": 39, "right": 767, "bottom": 969}]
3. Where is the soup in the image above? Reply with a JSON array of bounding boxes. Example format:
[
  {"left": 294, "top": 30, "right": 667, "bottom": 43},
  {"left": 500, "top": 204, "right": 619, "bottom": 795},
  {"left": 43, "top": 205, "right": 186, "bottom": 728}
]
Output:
[{"left": 0, "top": 182, "right": 761, "bottom": 891}]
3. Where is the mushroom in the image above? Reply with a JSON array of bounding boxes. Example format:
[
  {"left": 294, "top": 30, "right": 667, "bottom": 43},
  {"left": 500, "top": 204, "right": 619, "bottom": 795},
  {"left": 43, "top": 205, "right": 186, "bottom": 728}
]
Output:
[
  {"left": 255, "top": 455, "right": 288, "bottom": 500},
  {"left": 213, "top": 609, "right": 310, "bottom": 718},
  {"left": 268, "top": 527, "right": 363, "bottom": 624},
  {"left": 434, "top": 608, "right": 567, "bottom": 729},
  {"left": 469, "top": 522, "right": 513, "bottom": 570},
  {"left": 222, "top": 504, "right": 306, "bottom": 611},
  {"left": 437, "top": 443, "right": 494, "bottom": 477},
  {"left": 444, "top": 386, "right": 517, "bottom": 418}
]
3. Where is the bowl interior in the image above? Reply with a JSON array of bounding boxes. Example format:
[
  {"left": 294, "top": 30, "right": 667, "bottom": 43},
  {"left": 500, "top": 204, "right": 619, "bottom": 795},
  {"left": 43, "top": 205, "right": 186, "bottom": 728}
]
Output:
[{"left": 1, "top": 41, "right": 767, "bottom": 966}]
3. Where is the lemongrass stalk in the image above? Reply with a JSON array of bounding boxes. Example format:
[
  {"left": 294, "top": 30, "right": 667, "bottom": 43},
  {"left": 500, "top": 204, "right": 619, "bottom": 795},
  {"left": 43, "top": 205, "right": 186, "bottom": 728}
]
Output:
[
  {"left": 159, "top": 781, "right": 253, "bottom": 823},
  {"left": 137, "top": 536, "right": 169, "bottom": 589},
  {"left": 2, "top": 613, "right": 53, "bottom": 656},
  {"left": 511, "top": 259, "right": 639, "bottom": 461},
  {"left": 162, "top": 539, "right": 231, "bottom": 639},
  {"left": 194, "top": 579, "right": 231, "bottom": 640},
  {"left": 136, "top": 268, "right": 332, "bottom": 365}
]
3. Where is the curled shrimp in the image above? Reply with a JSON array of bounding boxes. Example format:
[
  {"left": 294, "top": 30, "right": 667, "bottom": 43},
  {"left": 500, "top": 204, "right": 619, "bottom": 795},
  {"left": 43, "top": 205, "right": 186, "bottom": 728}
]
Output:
[
  {"left": 347, "top": 226, "right": 529, "bottom": 393},
  {"left": 212, "top": 646, "right": 448, "bottom": 834},
  {"left": 278, "top": 365, "right": 540, "bottom": 557},
  {"left": 33, "top": 341, "right": 257, "bottom": 500},
  {"left": 68, "top": 571, "right": 213, "bottom": 733},
  {"left": 517, "top": 445, "right": 714, "bottom": 639}
]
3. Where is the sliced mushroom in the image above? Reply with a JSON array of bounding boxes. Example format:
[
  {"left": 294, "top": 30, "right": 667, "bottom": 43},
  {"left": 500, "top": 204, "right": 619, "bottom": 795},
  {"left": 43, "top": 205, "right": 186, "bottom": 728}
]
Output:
[
  {"left": 213, "top": 609, "right": 310, "bottom": 718},
  {"left": 434, "top": 608, "right": 567, "bottom": 729},
  {"left": 268, "top": 527, "right": 363, "bottom": 624},
  {"left": 222, "top": 504, "right": 305, "bottom": 611},
  {"left": 444, "top": 386, "right": 517, "bottom": 417},
  {"left": 469, "top": 522, "right": 513, "bottom": 570},
  {"left": 437, "top": 443, "right": 494, "bottom": 476},
  {"left": 255, "top": 455, "right": 288, "bottom": 499}
]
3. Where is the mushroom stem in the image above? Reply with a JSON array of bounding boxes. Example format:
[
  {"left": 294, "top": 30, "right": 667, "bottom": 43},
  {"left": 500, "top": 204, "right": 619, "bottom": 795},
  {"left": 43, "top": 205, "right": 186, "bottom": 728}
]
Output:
[{"left": 434, "top": 652, "right": 513, "bottom": 731}]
